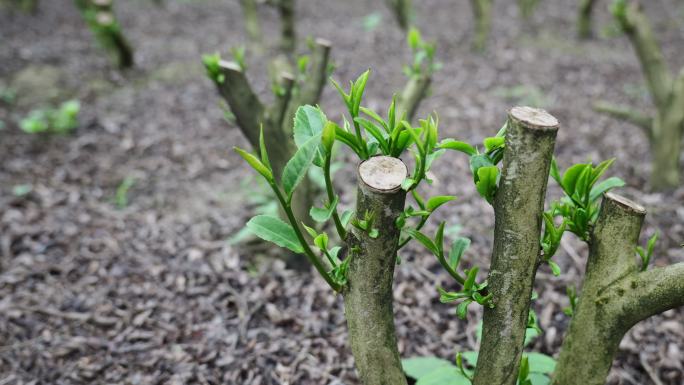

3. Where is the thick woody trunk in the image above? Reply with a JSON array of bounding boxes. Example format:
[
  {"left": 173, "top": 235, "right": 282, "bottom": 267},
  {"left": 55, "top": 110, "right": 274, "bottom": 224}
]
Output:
[
  {"left": 473, "top": 107, "right": 559, "bottom": 385},
  {"left": 552, "top": 193, "right": 684, "bottom": 385},
  {"left": 343, "top": 156, "right": 408, "bottom": 385}
]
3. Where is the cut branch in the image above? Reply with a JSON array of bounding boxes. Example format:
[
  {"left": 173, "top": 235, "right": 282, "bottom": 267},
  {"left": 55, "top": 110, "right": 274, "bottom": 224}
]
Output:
[
  {"left": 343, "top": 156, "right": 408, "bottom": 385},
  {"left": 593, "top": 100, "right": 653, "bottom": 133},
  {"left": 473, "top": 107, "right": 559, "bottom": 385},
  {"left": 553, "top": 192, "right": 684, "bottom": 385},
  {"left": 240, "top": 0, "right": 262, "bottom": 47},
  {"left": 616, "top": 1, "right": 671, "bottom": 108},
  {"left": 217, "top": 61, "right": 264, "bottom": 147}
]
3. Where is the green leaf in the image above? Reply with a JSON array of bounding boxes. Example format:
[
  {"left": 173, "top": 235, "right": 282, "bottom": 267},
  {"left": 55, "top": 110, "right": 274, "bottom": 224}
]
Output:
[
  {"left": 526, "top": 353, "right": 557, "bottom": 374},
  {"left": 235, "top": 147, "right": 273, "bottom": 182},
  {"left": 483, "top": 136, "right": 505, "bottom": 152},
  {"left": 341, "top": 210, "right": 354, "bottom": 228},
  {"left": 469, "top": 154, "right": 494, "bottom": 179},
  {"left": 475, "top": 166, "right": 499, "bottom": 203},
  {"left": 258, "top": 126, "right": 271, "bottom": 169},
  {"left": 529, "top": 373, "right": 551, "bottom": 385},
  {"left": 310, "top": 196, "right": 339, "bottom": 223},
  {"left": 456, "top": 300, "right": 471, "bottom": 320},
  {"left": 561, "top": 163, "right": 589, "bottom": 196},
  {"left": 439, "top": 139, "right": 476, "bottom": 156},
  {"left": 448, "top": 237, "right": 470, "bottom": 269},
  {"left": 407, "top": 27, "right": 421, "bottom": 50},
  {"left": 426, "top": 195, "right": 457, "bottom": 212},
  {"left": 416, "top": 366, "right": 471, "bottom": 385},
  {"left": 519, "top": 356, "right": 530, "bottom": 382},
  {"left": 368, "top": 228, "right": 379, "bottom": 239},
  {"left": 293, "top": 105, "right": 327, "bottom": 165},
  {"left": 464, "top": 267, "right": 479, "bottom": 291},
  {"left": 402, "top": 357, "right": 453, "bottom": 380},
  {"left": 590, "top": 158, "right": 615, "bottom": 186},
  {"left": 246, "top": 215, "right": 303, "bottom": 254},
  {"left": 589, "top": 176, "right": 625, "bottom": 202},
  {"left": 282, "top": 135, "right": 321, "bottom": 201},
  {"left": 406, "top": 229, "right": 439, "bottom": 256},
  {"left": 435, "top": 222, "right": 445, "bottom": 257},
  {"left": 548, "top": 260, "right": 561, "bottom": 276},
  {"left": 524, "top": 327, "right": 540, "bottom": 347},
  {"left": 460, "top": 351, "right": 478, "bottom": 367},
  {"left": 314, "top": 233, "right": 328, "bottom": 250},
  {"left": 351, "top": 69, "right": 370, "bottom": 115}
]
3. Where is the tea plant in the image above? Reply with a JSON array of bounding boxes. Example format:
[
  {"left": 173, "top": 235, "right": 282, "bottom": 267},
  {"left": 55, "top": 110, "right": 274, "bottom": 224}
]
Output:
[
  {"left": 594, "top": 0, "right": 684, "bottom": 190},
  {"left": 236, "top": 71, "right": 494, "bottom": 384},
  {"left": 19, "top": 100, "right": 80, "bottom": 134},
  {"left": 403, "top": 107, "right": 681, "bottom": 385},
  {"left": 203, "top": 38, "right": 331, "bottom": 241},
  {"left": 75, "top": 0, "right": 134, "bottom": 68}
]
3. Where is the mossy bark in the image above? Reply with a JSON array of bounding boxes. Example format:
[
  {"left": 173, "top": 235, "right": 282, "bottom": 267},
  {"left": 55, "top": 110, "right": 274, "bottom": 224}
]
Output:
[
  {"left": 552, "top": 193, "right": 684, "bottom": 385},
  {"left": 473, "top": 107, "right": 559, "bottom": 385},
  {"left": 577, "top": 0, "right": 597, "bottom": 39},
  {"left": 470, "top": 0, "right": 492, "bottom": 52},
  {"left": 398, "top": 74, "right": 431, "bottom": 123},
  {"left": 342, "top": 156, "right": 408, "bottom": 385},
  {"left": 596, "top": 2, "right": 684, "bottom": 190}
]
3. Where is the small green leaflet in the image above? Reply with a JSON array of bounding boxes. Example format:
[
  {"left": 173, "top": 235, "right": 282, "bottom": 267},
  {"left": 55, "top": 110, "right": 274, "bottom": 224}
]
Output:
[
  {"left": 235, "top": 147, "right": 273, "bottom": 182},
  {"left": 439, "top": 139, "right": 476, "bottom": 156},
  {"left": 293, "top": 105, "right": 327, "bottom": 165},
  {"left": 282, "top": 135, "right": 321, "bottom": 201},
  {"left": 588, "top": 176, "right": 625, "bottom": 202},
  {"left": 448, "top": 237, "right": 470, "bottom": 269},
  {"left": 246, "top": 215, "right": 303, "bottom": 254},
  {"left": 310, "top": 196, "right": 339, "bottom": 222},
  {"left": 427, "top": 195, "right": 457, "bottom": 211},
  {"left": 475, "top": 166, "right": 499, "bottom": 203},
  {"left": 340, "top": 210, "right": 354, "bottom": 228}
]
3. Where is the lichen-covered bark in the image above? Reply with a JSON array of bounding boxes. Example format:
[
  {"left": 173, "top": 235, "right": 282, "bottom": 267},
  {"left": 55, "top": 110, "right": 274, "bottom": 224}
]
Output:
[
  {"left": 470, "top": 0, "right": 492, "bottom": 52},
  {"left": 553, "top": 193, "right": 684, "bottom": 385},
  {"left": 342, "top": 156, "right": 408, "bottom": 385},
  {"left": 577, "top": 0, "right": 597, "bottom": 39},
  {"left": 473, "top": 107, "right": 559, "bottom": 385},
  {"left": 398, "top": 74, "right": 431, "bottom": 122}
]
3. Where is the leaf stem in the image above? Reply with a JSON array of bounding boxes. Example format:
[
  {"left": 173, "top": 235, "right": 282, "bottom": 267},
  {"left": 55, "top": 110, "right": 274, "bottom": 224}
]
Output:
[
  {"left": 270, "top": 183, "right": 341, "bottom": 291},
  {"left": 325, "top": 153, "right": 347, "bottom": 240}
]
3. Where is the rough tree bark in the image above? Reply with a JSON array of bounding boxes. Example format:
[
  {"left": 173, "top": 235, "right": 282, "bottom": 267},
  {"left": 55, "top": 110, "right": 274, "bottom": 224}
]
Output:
[
  {"left": 595, "top": 1, "right": 684, "bottom": 190},
  {"left": 552, "top": 193, "right": 684, "bottom": 385},
  {"left": 209, "top": 39, "right": 330, "bottom": 269},
  {"left": 342, "top": 156, "right": 408, "bottom": 385},
  {"left": 577, "top": 0, "right": 597, "bottom": 39},
  {"left": 470, "top": 0, "right": 492, "bottom": 52},
  {"left": 473, "top": 107, "right": 559, "bottom": 385}
]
